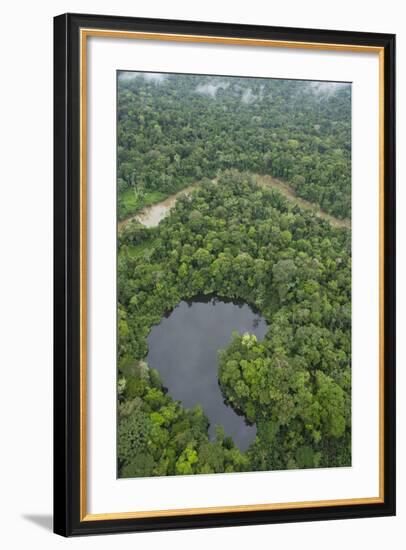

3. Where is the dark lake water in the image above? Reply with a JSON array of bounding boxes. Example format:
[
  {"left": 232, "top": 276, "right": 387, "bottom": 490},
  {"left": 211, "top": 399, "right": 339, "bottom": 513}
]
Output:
[{"left": 146, "top": 296, "right": 268, "bottom": 451}]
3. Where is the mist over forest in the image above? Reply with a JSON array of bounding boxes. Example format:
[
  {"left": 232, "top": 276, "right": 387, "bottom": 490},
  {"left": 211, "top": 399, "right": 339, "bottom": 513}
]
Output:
[
  {"left": 117, "top": 72, "right": 351, "bottom": 221},
  {"left": 117, "top": 72, "right": 352, "bottom": 479}
]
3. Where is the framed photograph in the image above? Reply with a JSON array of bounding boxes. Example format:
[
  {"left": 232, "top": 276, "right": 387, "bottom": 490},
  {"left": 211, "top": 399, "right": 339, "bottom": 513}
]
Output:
[{"left": 54, "top": 13, "right": 396, "bottom": 536}]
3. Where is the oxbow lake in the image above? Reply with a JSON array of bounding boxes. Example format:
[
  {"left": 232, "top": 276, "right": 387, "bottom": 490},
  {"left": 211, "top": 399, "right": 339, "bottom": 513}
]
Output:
[{"left": 146, "top": 296, "right": 268, "bottom": 451}]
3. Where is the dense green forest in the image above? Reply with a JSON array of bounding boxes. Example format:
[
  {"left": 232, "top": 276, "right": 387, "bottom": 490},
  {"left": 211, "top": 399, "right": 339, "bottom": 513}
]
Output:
[
  {"left": 117, "top": 170, "right": 351, "bottom": 477},
  {"left": 118, "top": 73, "right": 351, "bottom": 220},
  {"left": 117, "top": 73, "right": 351, "bottom": 478}
]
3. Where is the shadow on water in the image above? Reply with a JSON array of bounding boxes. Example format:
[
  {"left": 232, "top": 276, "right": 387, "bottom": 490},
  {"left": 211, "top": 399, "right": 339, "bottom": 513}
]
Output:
[{"left": 147, "top": 295, "right": 268, "bottom": 451}]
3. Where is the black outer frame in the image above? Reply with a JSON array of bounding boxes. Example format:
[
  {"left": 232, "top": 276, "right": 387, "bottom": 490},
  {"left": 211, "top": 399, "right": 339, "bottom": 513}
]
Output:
[{"left": 54, "top": 12, "right": 396, "bottom": 537}]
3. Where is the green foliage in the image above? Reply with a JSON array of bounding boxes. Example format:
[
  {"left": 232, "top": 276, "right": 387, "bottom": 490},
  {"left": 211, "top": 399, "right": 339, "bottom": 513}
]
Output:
[
  {"left": 218, "top": 329, "right": 350, "bottom": 470},
  {"left": 117, "top": 171, "right": 351, "bottom": 477},
  {"left": 117, "top": 329, "right": 249, "bottom": 477},
  {"left": 118, "top": 74, "right": 351, "bottom": 220},
  {"left": 118, "top": 188, "right": 166, "bottom": 221}
]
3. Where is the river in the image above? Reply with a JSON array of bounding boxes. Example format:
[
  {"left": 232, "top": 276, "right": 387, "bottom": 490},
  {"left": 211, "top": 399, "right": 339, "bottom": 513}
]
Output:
[
  {"left": 118, "top": 184, "right": 197, "bottom": 230},
  {"left": 118, "top": 175, "right": 350, "bottom": 231}
]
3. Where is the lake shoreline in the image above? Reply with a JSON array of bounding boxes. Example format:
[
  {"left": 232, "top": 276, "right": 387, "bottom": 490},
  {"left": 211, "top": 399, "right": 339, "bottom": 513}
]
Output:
[{"left": 146, "top": 295, "right": 267, "bottom": 450}]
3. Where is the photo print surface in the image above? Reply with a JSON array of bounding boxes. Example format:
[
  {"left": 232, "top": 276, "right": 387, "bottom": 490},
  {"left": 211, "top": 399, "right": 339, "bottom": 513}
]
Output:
[{"left": 116, "top": 71, "right": 352, "bottom": 479}]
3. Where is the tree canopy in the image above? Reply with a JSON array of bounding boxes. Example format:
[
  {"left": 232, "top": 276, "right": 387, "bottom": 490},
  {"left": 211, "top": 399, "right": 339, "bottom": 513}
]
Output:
[
  {"left": 118, "top": 73, "right": 351, "bottom": 220},
  {"left": 117, "top": 171, "right": 351, "bottom": 477}
]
